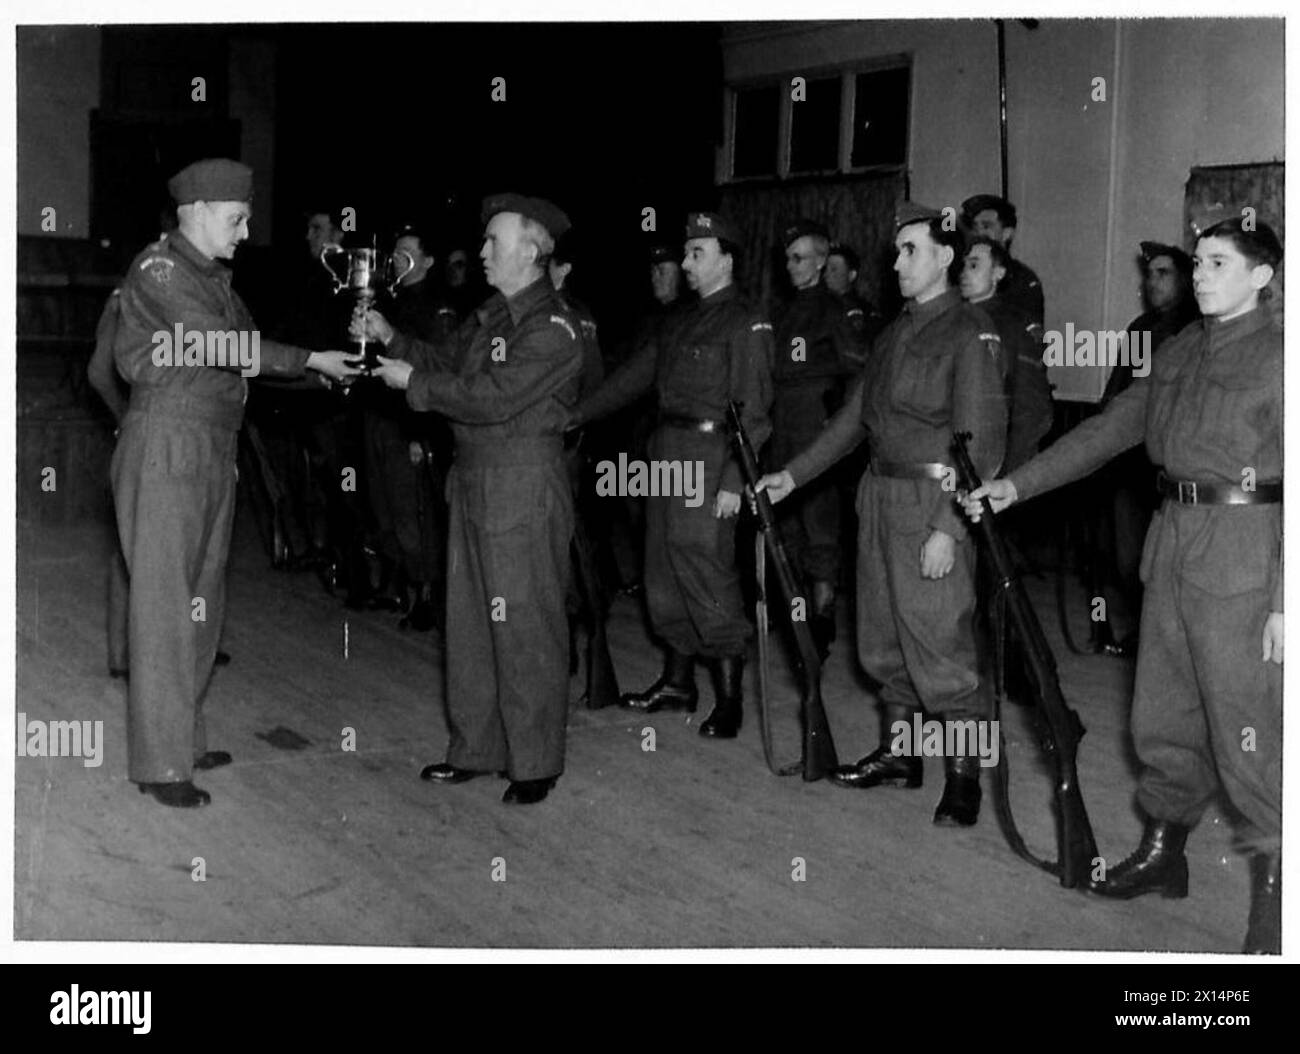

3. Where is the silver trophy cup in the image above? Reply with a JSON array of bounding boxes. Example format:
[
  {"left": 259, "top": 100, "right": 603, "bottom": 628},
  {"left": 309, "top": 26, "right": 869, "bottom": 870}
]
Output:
[{"left": 320, "top": 241, "right": 416, "bottom": 370}]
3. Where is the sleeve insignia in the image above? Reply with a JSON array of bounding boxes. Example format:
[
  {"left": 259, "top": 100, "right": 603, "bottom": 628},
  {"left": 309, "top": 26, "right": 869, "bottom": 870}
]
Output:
[
  {"left": 750, "top": 321, "right": 773, "bottom": 332},
  {"left": 977, "top": 331, "right": 1002, "bottom": 343},
  {"left": 846, "top": 308, "right": 864, "bottom": 318},
  {"left": 140, "top": 256, "right": 174, "bottom": 286},
  {"left": 550, "top": 314, "right": 577, "bottom": 341},
  {"left": 580, "top": 318, "right": 598, "bottom": 337}
]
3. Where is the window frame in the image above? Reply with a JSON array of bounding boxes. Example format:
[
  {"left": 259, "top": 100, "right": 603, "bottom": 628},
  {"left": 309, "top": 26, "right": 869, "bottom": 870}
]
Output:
[{"left": 722, "top": 54, "right": 912, "bottom": 184}]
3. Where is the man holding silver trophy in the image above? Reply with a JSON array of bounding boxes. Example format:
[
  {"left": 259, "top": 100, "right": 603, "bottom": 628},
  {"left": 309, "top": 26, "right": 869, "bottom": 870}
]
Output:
[{"left": 352, "top": 194, "right": 584, "bottom": 805}]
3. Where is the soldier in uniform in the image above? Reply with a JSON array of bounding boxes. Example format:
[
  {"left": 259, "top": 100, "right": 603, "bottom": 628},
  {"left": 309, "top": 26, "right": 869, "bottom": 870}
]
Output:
[
  {"left": 759, "top": 203, "right": 1006, "bottom": 826},
  {"left": 962, "top": 194, "right": 1045, "bottom": 329},
  {"left": 769, "top": 218, "right": 864, "bottom": 655},
  {"left": 361, "top": 194, "right": 584, "bottom": 805},
  {"left": 112, "top": 159, "right": 359, "bottom": 807},
  {"left": 571, "top": 213, "right": 774, "bottom": 738},
  {"left": 825, "top": 241, "right": 883, "bottom": 357},
  {"left": 965, "top": 217, "right": 1283, "bottom": 953},
  {"left": 1094, "top": 241, "right": 1202, "bottom": 653},
  {"left": 959, "top": 236, "right": 1053, "bottom": 472},
  {"left": 358, "top": 226, "right": 459, "bottom": 629}
]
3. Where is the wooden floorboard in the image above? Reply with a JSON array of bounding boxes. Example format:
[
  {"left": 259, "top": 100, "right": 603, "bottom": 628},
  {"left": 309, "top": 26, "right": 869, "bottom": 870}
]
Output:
[{"left": 13, "top": 509, "right": 1252, "bottom": 951}]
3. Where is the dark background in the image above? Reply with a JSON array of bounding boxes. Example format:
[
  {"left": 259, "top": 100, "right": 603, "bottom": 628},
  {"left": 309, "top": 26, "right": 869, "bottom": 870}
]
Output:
[{"left": 93, "top": 22, "right": 726, "bottom": 349}]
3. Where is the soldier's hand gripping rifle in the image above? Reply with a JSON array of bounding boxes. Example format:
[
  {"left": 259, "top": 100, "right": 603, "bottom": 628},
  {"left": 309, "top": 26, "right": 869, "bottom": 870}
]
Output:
[
  {"left": 951, "top": 430, "right": 1098, "bottom": 889},
  {"left": 726, "top": 400, "right": 838, "bottom": 781}
]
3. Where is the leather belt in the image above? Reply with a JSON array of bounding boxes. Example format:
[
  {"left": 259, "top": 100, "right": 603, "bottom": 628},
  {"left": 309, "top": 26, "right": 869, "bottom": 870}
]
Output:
[
  {"left": 660, "top": 413, "right": 726, "bottom": 435},
  {"left": 873, "top": 459, "right": 951, "bottom": 481},
  {"left": 1156, "top": 470, "right": 1281, "bottom": 506},
  {"left": 127, "top": 387, "right": 244, "bottom": 431},
  {"left": 456, "top": 437, "right": 564, "bottom": 469}
]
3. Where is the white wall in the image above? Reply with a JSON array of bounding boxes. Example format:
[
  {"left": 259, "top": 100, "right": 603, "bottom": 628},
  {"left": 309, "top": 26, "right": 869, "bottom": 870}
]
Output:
[
  {"left": 723, "top": 20, "right": 1002, "bottom": 207},
  {"left": 722, "top": 17, "right": 1285, "bottom": 400},
  {"left": 17, "top": 26, "right": 102, "bottom": 239}
]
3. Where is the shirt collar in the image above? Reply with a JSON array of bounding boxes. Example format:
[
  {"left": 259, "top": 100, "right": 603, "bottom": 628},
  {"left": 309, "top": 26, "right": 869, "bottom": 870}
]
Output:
[
  {"left": 905, "top": 286, "right": 961, "bottom": 326},
  {"left": 500, "top": 274, "right": 553, "bottom": 326},
  {"left": 171, "top": 231, "right": 228, "bottom": 279},
  {"left": 1203, "top": 304, "right": 1274, "bottom": 352},
  {"left": 700, "top": 282, "right": 737, "bottom": 307}
]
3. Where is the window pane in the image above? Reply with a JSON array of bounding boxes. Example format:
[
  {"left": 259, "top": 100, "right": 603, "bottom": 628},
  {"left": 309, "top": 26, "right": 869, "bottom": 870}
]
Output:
[
  {"left": 852, "top": 67, "right": 909, "bottom": 168},
  {"left": 733, "top": 85, "right": 780, "bottom": 179},
  {"left": 789, "top": 76, "right": 841, "bottom": 174}
]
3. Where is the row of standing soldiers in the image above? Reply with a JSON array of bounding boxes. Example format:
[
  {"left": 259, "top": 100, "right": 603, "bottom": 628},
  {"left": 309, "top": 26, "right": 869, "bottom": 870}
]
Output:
[{"left": 92, "top": 159, "right": 1279, "bottom": 952}]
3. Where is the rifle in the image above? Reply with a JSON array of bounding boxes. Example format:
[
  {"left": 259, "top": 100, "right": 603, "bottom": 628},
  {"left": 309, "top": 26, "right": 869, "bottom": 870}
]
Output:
[
  {"left": 951, "top": 430, "right": 1098, "bottom": 889},
  {"left": 725, "top": 400, "right": 839, "bottom": 781}
]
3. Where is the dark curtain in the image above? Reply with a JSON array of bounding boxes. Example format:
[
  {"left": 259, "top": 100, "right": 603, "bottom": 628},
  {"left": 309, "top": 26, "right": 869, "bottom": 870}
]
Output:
[
  {"left": 719, "top": 171, "right": 908, "bottom": 310},
  {"left": 1185, "top": 162, "right": 1284, "bottom": 318}
]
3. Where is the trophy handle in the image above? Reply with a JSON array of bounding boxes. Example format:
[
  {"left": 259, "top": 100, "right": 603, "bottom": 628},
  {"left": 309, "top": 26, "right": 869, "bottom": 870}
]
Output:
[
  {"left": 386, "top": 249, "right": 416, "bottom": 296},
  {"left": 319, "top": 244, "right": 347, "bottom": 294}
]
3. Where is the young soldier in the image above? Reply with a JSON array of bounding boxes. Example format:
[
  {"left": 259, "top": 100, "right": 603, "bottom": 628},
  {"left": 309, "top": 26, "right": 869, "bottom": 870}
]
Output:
[
  {"left": 759, "top": 203, "right": 1006, "bottom": 826},
  {"left": 962, "top": 194, "right": 1045, "bottom": 329},
  {"left": 964, "top": 216, "right": 1283, "bottom": 953},
  {"left": 959, "top": 236, "right": 1053, "bottom": 472}
]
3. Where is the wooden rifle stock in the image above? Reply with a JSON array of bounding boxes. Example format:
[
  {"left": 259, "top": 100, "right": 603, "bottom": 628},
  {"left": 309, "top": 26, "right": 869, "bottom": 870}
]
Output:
[
  {"left": 726, "top": 401, "right": 839, "bottom": 781},
  {"left": 951, "top": 431, "right": 1098, "bottom": 888}
]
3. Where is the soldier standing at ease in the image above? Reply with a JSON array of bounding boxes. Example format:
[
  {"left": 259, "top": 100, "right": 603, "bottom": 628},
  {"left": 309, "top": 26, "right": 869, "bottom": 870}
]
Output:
[
  {"left": 965, "top": 217, "right": 1283, "bottom": 954},
  {"left": 570, "top": 213, "right": 774, "bottom": 739},
  {"left": 759, "top": 203, "right": 1006, "bottom": 826},
  {"left": 825, "top": 241, "right": 883, "bottom": 358},
  {"left": 770, "top": 218, "right": 864, "bottom": 656},
  {"left": 362, "top": 194, "right": 584, "bottom": 805},
  {"left": 113, "top": 159, "right": 359, "bottom": 808},
  {"left": 958, "top": 236, "right": 1053, "bottom": 472},
  {"left": 962, "top": 194, "right": 1045, "bottom": 329}
]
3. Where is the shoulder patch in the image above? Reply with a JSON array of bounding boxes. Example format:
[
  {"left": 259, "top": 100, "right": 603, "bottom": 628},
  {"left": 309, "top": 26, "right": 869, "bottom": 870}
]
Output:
[
  {"left": 580, "top": 318, "right": 598, "bottom": 337},
  {"left": 845, "top": 308, "right": 864, "bottom": 318},
  {"left": 978, "top": 331, "right": 1002, "bottom": 343},
  {"left": 139, "top": 256, "right": 175, "bottom": 286},
  {"left": 550, "top": 314, "right": 577, "bottom": 341},
  {"left": 750, "top": 321, "right": 773, "bottom": 332}
]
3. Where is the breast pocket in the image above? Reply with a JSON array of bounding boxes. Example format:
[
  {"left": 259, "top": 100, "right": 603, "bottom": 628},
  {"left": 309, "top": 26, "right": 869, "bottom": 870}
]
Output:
[
  {"left": 893, "top": 352, "right": 952, "bottom": 422},
  {"left": 670, "top": 341, "right": 728, "bottom": 401},
  {"left": 1197, "top": 373, "right": 1275, "bottom": 455}
]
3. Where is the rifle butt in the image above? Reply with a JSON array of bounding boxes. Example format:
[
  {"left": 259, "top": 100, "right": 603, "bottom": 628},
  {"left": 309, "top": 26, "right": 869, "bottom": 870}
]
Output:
[
  {"left": 1055, "top": 781, "right": 1100, "bottom": 889},
  {"left": 801, "top": 694, "right": 840, "bottom": 781}
]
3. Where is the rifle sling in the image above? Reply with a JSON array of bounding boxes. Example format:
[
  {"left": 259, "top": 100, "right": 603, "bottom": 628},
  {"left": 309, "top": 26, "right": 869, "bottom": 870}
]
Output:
[
  {"left": 989, "top": 587, "right": 1061, "bottom": 879},
  {"left": 754, "top": 531, "right": 802, "bottom": 778}
]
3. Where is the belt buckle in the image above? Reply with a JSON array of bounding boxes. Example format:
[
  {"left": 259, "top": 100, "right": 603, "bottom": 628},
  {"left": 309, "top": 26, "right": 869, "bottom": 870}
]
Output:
[{"left": 1177, "top": 479, "right": 1197, "bottom": 504}]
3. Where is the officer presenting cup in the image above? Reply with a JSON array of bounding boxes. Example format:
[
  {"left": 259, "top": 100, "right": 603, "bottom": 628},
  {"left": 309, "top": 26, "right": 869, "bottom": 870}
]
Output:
[{"left": 320, "top": 237, "right": 415, "bottom": 370}]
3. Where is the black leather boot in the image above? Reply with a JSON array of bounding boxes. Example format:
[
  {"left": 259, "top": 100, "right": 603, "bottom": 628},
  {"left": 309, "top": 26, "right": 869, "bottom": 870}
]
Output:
[
  {"left": 830, "top": 705, "right": 922, "bottom": 789},
  {"left": 699, "top": 655, "right": 744, "bottom": 738},
  {"left": 933, "top": 754, "right": 982, "bottom": 826},
  {"left": 1242, "top": 851, "right": 1281, "bottom": 954},
  {"left": 400, "top": 581, "right": 438, "bottom": 632},
  {"left": 620, "top": 650, "right": 698, "bottom": 713},
  {"left": 138, "top": 780, "right": 211, "bottom": 808},
  {"left": 1090, "top": 818, "right": 1190, "bottom": 899}
]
